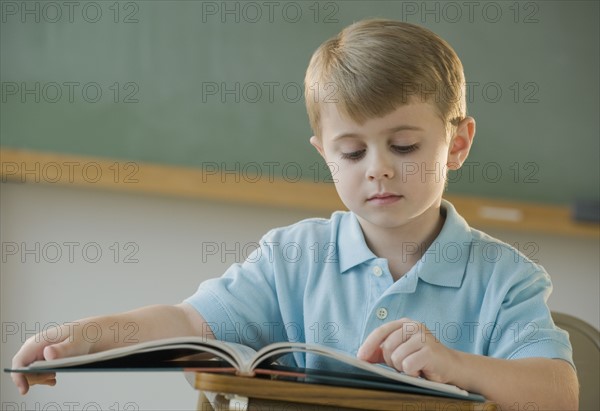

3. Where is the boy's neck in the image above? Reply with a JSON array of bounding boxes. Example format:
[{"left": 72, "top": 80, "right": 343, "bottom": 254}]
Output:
[{"left": 358, "top": 203, "right": 445, "bottom": 281}]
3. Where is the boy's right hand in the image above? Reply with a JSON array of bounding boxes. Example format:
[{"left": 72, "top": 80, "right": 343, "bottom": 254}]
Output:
[{"left": 11, "top": 323, "right": 94, "bottom": 395}]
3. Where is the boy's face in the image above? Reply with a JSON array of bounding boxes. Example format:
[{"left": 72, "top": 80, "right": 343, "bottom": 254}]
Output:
[{"left": 311, "top": 101, "right": 474, "bottom": 233}]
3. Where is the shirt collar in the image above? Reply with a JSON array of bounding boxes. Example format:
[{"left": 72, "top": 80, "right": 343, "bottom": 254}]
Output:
[
  {"left": 415, "top": 199, "right": 472, "bottom": 288},
  {"left": 337, "top": 212, "right": 377, "bottom": 273},
  {"left": 336, "top": 199, "right": 472, "bottom": 288}
]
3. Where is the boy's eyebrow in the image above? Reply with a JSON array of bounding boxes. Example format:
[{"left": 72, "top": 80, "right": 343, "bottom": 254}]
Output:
[
  {"left": 332, "top": 125, "right": 423, "bottom": 141},
  {"left": 383, "top": 125, "right": 424, "bottom": 134},
  {"left": 332, "top": 132, "right": 362, "bottom": 141}
]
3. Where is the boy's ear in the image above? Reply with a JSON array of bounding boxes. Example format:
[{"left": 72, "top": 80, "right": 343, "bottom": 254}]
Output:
[
  {"left": 447, "top": 116, "right": 476, "bottom": 170},
  {"left": 310, "top": 136, "right": 326, "bottom": 159}
]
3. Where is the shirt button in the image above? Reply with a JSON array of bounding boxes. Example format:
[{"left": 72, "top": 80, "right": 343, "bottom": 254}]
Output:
[
  {"left": 372, "top": 266, "right": 383, "bottom": 277},
  {"left": 376, "top": 307, "right": 388, "bottom": 320}
]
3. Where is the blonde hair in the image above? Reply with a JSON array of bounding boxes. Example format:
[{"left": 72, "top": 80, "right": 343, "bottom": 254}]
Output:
[{"left": 304, "top": 19, "right": 466, "bottom": 137}]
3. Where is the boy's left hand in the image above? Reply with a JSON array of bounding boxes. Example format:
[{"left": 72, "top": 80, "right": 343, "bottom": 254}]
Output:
[{"left": 356, "top": 318, "right": 457, "bottom": 384}]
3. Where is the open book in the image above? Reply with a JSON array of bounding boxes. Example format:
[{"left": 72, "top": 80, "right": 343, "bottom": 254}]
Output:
[{"left": 6, "top": 336, "right": 484, "bottom": 402}]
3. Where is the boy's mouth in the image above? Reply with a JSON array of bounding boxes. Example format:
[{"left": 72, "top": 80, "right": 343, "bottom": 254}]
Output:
[{"left": 367, "top": 193, "right": 403, "bottom": 204}]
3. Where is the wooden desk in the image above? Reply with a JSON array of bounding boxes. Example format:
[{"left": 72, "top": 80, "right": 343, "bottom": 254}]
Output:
[{"left": 190, "top": 372, "right": 497, "bottom": 411}]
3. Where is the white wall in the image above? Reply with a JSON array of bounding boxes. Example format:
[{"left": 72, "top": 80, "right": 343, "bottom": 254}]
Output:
[{"left": 1, "top": 181, "right": 598, "bottom": 409}]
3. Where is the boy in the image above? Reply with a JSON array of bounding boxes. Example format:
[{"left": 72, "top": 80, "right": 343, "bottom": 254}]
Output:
[{"left": 12, "top": 19, "right": 578, "bottom": 409}]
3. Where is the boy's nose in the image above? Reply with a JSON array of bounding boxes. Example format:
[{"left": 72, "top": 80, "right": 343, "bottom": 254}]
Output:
[{"left": 366, "top": 153, "right": 395, "bottom": 181}]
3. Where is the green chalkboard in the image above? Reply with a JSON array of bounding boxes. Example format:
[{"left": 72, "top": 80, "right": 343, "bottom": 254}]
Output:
[{"left": 1, "top": 1, "right": 598, "bottom": 204}]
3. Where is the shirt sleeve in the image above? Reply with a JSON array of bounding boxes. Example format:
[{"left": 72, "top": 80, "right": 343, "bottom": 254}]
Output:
[
  {"left": 487, "top": 265, "right": 574, "bottom": 367},
  {"left": 183, "top": 234, "right": 286, "bottom": 350}
]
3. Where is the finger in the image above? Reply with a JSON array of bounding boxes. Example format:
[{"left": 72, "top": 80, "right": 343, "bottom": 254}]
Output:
[
  {"left": 12, "top": 371, "right": 57, "bottom": 394},
  {"left": 397, "top": 346, "right": 432, "bottom": 378},
  {"left": 24, "top": 372, "right": 57, "bottom": 386},
  {"left": 39, "top": 375, "right": 57, "bottom": 387},
  {"left": 357, "top": 343, "right": 385, "bottom": 364},
  {"left": 381, "top": 328, "right": 424, "bottom": 370},
  {"left": 357, "top": 318, "right": 413, "bottom": 362},
  {"left": 380, "top": 328, "right": 405, "bottom": 366},
  {"left": 11, "top": 372, "right": 29, "bottom": 395},
  {"left": 389, "top": 336, "right": 427, "bottom": 376},
  {"left": 379, "top": 323, "right": 424, "bottom": 357},
  {"left": 11, "top": 325, "right": 68, "bottom": 395},
  {"left": 27, "top": 372, "right": 56, "bottom": 385},
  {"left": 11, "top": 347, "right": 46, "bottom": 395},
  {"left": 43, "top": 336, "right": 90, "bottom": 360},
  {"left": 44, "top": 341, "right": 68, "bottom": 360}
]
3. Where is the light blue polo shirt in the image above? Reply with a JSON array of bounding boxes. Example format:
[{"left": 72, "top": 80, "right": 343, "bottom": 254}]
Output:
[{"left": 184, "top": 199, "right": 573, "bottom": 369}]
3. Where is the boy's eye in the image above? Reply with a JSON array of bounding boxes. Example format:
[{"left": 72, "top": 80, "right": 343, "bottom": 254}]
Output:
[
  {"left": 340, "top": 150, "right": 366, "bottom": 161},
  {"left": 392, "top": 144, "right": 419, "bottom": 154}
]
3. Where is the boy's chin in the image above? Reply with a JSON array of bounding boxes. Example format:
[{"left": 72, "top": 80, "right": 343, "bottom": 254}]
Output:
[{"left": 355, "top": 209, "right": 413, "bottom": 230}]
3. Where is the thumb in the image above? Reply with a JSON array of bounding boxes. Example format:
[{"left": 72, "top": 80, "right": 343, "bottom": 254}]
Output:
[{"left": 43, "top": 337, "right": 91, "bottom": 361}]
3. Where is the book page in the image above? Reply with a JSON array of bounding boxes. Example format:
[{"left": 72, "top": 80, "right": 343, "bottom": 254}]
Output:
[
  {"left": 218, "top": 341, "right": 259, "bottom": 373},
  {"left": 250, "top": 342, "right": 469, "bottom": 397},
  {"left": 12, "top": 337, "right": 257, "bottom": 371}
]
